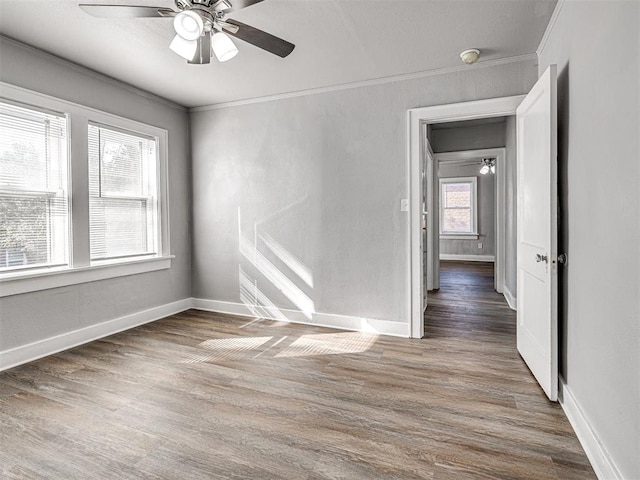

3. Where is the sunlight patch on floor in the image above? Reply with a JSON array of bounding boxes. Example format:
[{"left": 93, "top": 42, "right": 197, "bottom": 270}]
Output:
[
  {"left": 275, "top": 332, "right": 378, "bottom": 358},
  {"left": 178, "top": 331, "right": 378, "bottom": 364},
  {"left": 179, "top": 336, "right": 273, "bottom": 363}
]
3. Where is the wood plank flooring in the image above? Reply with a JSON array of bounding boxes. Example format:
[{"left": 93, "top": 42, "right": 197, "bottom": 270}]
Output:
[{"left": 0, "top": 261, "right": 595, "bottom": 479}]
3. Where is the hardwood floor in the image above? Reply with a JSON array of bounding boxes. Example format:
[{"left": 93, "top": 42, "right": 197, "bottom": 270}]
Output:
[{"left": 0, "top": 262, "right": 594, "bottom": 479}]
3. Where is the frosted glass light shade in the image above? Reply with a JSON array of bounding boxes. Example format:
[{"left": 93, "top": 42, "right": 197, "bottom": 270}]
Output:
[
  {"left": 170, "top": 34, "right": 198, "bottom": 60},
  {"left": 211, "top": 32, "right": 238, "bottom": 62},
  {"left": 479, "top": 165, "right": 490, "bottom": 175},
  {"left": 173, "top": 10, "right": 203, "bottom": 41}
]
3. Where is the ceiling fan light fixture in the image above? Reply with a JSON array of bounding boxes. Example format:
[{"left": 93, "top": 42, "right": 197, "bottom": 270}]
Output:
[
  {"left": 174, "top": 10, "right": 204, "bottom": 41},
  {"left": 480, "top": 157, "right": 496, "bottom": 175},
  {"left": 212, "top": 32, "right": 238, "bottom": 62},
  {"left": 169, "top": 34, "right": 198, "bottom": 60}
]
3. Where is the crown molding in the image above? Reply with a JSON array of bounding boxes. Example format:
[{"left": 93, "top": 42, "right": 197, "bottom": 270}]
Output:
[
  {"left": 0, "top": 35, "right": 187, "bottom": 112},
  {"left": 537, "top": 0, "right": 566, "bottom": 58},
  {"left": 190, "top": 53, "right": 538, "bottom": 112}
]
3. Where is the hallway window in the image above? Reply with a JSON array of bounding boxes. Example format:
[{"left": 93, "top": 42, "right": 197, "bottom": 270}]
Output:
[{"left": 440, "top": 176, "right": 478, "bottom": 236}]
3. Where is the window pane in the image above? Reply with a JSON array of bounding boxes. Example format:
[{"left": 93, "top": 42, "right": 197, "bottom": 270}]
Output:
[
  {"left": 443, "top": 208, "right": 472, "bottom": 233},
  {"left": 443, "top": 183, "right": 471, "bottom": 208},
  {"left": 0, "top": 101, "right": 68, "bottom": 270},
  {"left": 89, "top": 198, "right": 150, "bottom": 259},
  {"left": 88, "top": 124, "right": 157, "bottom": 261}
]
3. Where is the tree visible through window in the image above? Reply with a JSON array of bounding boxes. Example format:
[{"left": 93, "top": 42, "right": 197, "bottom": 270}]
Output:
[
  {"left": 0, "top": 101, "right": 68, "bottom": 270},
  {"left": 440, "top": 177, "right": 477, "bottom": 235}
]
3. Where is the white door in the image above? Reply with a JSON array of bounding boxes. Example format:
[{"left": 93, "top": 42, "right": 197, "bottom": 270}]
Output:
[{"left": 516, "top": 64, "right": 558, "bottom": 401}]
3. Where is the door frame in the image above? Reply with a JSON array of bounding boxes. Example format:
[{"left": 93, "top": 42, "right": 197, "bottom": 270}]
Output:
[
  {"left": 433, "top": 148, "right": 506, "bottom": 293},
  {"left": 407, "top": 95, "right": 525, "bottom": 338}
]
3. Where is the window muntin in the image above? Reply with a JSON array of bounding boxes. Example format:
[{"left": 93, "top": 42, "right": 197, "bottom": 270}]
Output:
[
  {"left": 440, "top": 177, "right": 477, "bottom": 235},
  {"left": 0, "top": 100, "right": 69, "bottom": 271},
  {"left": 88, "top": 123, "right": 158, "bottom": 261}
]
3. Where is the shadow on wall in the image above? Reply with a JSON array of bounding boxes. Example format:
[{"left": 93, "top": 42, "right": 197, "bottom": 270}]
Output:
[
  {"left": 557, "top": 63, "right": 570, "bottom": 378},
  {"left": 237, "top": 200, "right": 315, "bottom": 321}
]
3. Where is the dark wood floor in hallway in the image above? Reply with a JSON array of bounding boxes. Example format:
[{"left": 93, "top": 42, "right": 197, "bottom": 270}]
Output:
[{"left": 1, "top": 261, "right": 594, "bottom": 479}]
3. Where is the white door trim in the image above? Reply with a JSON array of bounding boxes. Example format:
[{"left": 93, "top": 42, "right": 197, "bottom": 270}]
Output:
[
  {"left": 407, "top": 95, "right": 525, "bottom": 338},
  {"left": 434, "top": 148, "right": 506, "bottom": 294}
]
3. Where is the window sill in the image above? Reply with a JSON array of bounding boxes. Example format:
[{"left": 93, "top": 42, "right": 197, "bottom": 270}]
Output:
[
  {"left": 0, "top": 255, "right": 174, "bottom": 298},
  {"left": 440, "top": 234, "right": 479, "bottom": 240}
]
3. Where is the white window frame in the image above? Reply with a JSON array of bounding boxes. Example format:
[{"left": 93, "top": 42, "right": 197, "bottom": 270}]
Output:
[
  {"left": 88, "top": 121, "right": 160, "bottom": 263},
  {"left": 0, "top": 83, "right": 172, "bottom": 298},
  {"left": 439, "top": 176, "right": 479, "bottom": 240},
  {"left": 0, "top": 100, "right": 70, "bottom": 272}
]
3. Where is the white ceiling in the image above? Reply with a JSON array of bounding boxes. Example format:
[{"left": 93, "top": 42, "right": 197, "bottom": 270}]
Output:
[{"left": 0, "top": 0, "right": 556, "bottom": 108}]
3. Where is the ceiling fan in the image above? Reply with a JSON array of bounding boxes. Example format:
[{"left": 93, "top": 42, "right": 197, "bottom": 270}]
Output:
[{"left": 79, "top": 0, "right": 295, "bottom": 64}]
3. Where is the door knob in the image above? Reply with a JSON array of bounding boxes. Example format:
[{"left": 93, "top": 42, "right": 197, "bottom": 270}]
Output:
[{"left": 536, "top": 254, "right": 548, "bottom": 263}]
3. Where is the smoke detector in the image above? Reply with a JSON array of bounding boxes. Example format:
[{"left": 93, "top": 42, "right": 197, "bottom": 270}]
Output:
[{"left": 460, "top": 48, "right": 480, "bottom": 65}]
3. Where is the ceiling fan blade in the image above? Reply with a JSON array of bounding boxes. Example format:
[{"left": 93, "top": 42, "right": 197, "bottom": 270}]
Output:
[
  {"left": 224, "top": 19, "right": 294, "bottom": 58},
  {"left": 216, "top": 20, "right": 239, "bottom": 34},
  {"left": 218, "top": 0, "right": 265, "bottom": 13},
  {"left": 79, "top": 4, "right": 177, "bottom": 18}
]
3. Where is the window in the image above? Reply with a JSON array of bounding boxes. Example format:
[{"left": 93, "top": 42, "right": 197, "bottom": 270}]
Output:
[
  {"left": 88, "top": 124, "right": 158, "bottom": 261},
  {"left": 0, "top": 84, "right": 170, "bottom": 297},
  {"left": 0, "top": 101, "right": 69, "bottom": 271},
  {"left": 440, "top": 177, "right": 478, "bottom": 237}
]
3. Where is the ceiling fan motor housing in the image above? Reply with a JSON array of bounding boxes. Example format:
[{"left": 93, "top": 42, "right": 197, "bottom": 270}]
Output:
[
  {"left": 175, "top": 0, "right": 191, "bottom": 11},
  {"left": 177, "top": 0, "right": 222, "bottom": 11}
]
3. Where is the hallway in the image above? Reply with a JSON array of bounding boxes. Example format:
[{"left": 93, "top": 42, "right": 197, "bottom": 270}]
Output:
[{"left": 426, "top": 261, "right": 515, "bottom": 340}]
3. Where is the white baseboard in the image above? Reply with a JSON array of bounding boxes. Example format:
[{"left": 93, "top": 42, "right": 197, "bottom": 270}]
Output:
[
  {"left": 503, "top": 285, "right": 517, "bottom": 311},
  {"left": 439, "top": 254, "right": 495, "bottom": 262},
  {"left": 559, "top": 377, "right": 623, "bottom": 480},
  {"left": 191, "top": 298, "right": 409, "bottom": 338},
  {"left": 0, "top": 298, "right": 192, "bottom": 371}
]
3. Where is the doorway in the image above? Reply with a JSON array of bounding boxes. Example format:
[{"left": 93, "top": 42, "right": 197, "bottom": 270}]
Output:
[
  {"left": 407, "top": 67, "right": 559, "bottom": 401},
  {"left": 407, "top": 95, "right": 525, "bottom": 339}
]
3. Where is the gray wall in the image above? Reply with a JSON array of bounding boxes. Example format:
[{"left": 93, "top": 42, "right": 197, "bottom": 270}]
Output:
[
  {"left": 190, "top": 59, "right": 537, "bottom": 327},
  {"left": 0, "top": 38, "right": 192, "bottom": 352},
  {"left": 504, "top": 116, "right": 517, "bottom": 298},
  {"left": 438, "top": 164, "right": 495, "bottom": 257},
  {"left": 431, "top": 122, "right": 506, "bottom": 153},
  {"left": 538, "top": 2, "right": 639, "bottom": 478}
]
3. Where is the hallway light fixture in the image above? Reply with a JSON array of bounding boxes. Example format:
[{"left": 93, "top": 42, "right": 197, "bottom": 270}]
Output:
[{"left": 480, "top": 157, "right": 495, "bottom": 175}]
